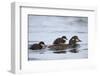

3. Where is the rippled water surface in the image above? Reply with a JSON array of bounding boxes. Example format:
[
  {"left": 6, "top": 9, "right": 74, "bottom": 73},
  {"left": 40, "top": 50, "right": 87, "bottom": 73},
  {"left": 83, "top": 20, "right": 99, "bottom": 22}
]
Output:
[{"left": 28, "top": 15, "right": 88, "bottom": 60}]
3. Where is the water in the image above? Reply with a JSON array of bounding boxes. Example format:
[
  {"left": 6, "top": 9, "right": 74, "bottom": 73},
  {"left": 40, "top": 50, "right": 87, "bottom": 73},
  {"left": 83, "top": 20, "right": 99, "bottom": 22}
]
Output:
[{"left": 28, "top": 15, "right": 88, "bottom": 60}]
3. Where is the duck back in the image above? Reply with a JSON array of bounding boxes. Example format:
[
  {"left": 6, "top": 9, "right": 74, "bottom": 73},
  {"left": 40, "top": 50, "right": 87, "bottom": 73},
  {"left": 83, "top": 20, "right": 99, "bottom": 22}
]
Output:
[
  {"left": 30, "top": 44, "right": 42, "bottom": 50},
  {"left": 48, "top": 44, "right": 68, "bottom": 50},
  {"left": 53, "top": 38, "right": 66, "bottom": 44}
]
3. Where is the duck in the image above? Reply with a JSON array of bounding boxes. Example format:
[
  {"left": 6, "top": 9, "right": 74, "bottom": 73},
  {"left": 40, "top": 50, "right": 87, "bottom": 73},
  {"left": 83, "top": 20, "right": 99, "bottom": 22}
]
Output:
[
  {"left": 69, "top": 36, "right": 81, "bottom": 47},
  {"left": 30, "top": 41, "right": 46, "bottom": 50},
  {"left": 48, "top": 36, "right": 81, "bottom": 50},
  {"left": 53, "top": 36, "right": 68, "bottom": 44}
]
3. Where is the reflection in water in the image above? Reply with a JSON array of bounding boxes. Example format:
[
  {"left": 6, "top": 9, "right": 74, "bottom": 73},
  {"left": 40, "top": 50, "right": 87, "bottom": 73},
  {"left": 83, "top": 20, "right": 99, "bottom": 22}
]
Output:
[
  {"left": 53, "top": 51, "right": 67, "bottom": 54},
  {"left": 50, "top": 44, "right": 80, "bottom": 53},
  {"left": 69, "top": 49, "right": 79, "bottom": 53}
]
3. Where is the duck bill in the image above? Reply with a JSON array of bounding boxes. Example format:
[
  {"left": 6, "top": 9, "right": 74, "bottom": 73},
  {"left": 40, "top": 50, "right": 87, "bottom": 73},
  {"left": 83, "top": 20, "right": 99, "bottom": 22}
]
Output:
[
  {"left": 41, "top": 44, "right": 47, "bottom": 48},
  {"left": 78, "top": 40, "right": 82, "bottom": 42},
  {"left": 76, "top": 39, "right": 82, "bottom": 42},
  {"left": 63, "top": 38, "right": 68, "bottom": 40}
]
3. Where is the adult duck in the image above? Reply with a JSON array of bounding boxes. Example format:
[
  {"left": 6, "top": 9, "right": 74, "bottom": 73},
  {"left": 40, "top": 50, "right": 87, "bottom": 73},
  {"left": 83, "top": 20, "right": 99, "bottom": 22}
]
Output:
[
  {"left": 48, "top": 36, "right": 81, "bottom": 50},
  {"left": 30, "top": 41, "right": 46, "bottom": 50}
]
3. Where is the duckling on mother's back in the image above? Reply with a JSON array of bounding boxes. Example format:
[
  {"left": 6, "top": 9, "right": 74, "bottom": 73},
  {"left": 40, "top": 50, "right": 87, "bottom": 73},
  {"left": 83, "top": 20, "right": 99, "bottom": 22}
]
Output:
[{"left": 53, "top": 36, "right": 67, "bottom": 44}]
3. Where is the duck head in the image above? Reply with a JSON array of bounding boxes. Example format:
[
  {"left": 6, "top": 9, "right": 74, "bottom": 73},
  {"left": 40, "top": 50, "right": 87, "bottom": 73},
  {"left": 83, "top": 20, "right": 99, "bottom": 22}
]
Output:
[
  {"left": 39, "top": 41, "right": 46, "bottom": 48},
  {"left": 62, "top": 36, "right": 68, "bottom": 41},
  {"left": 69, "top": 36, "right": 81, "bottom": 46},
  {"left": 72, "top": 36, "right": 81, "bottom": 42}
]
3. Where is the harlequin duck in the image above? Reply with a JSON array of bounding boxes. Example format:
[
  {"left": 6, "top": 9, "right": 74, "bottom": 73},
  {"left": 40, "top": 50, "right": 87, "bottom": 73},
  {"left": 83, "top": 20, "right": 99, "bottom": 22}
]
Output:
[
  {"left": 30, "top": 41, "right": 46, "bottom": 50},
  {"left": 53, "top": 36, "right": 67, "bottom": 44}
]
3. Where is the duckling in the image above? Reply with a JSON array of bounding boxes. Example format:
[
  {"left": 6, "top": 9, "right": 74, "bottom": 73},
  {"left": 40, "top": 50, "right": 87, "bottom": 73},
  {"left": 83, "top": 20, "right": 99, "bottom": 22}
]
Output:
[
  {"left": 53, "top": 36, "right": 67, "bottom": 44},
  {"left": 69, "top": 36, "right": 81, "bottom": 47},
  {"left": 30, "top": 41, "right": 46, "bottom": 50}
]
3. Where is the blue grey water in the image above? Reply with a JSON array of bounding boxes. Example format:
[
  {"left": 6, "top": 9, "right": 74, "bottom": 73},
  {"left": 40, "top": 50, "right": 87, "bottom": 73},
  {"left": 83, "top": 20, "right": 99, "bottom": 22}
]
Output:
[{"left": 28, "top": 15, "right": 88, "bottom": 60}]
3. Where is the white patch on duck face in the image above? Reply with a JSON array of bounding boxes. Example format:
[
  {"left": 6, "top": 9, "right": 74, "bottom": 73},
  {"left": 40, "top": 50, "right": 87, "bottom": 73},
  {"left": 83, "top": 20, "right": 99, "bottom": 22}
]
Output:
[
  {"left": 40, "top": 44, "right": 45, "bottom": 48},
  {"left": 63, "top": 38, "right": 67, "bottom": 41},
  {"left": 76, "top": 39, "right": 79, "bottom": 42}
]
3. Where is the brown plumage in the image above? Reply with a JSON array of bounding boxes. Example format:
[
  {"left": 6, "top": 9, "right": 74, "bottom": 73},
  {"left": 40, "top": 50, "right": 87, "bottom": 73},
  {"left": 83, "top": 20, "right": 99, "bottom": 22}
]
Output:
[
  {"left": 53, "top": 36, "right": 67, "bottom": 44},
  {"left": 69, "top": 36, "right": 81, "bottom": 47},
  {"left": 48, "top": 36, "right": 81, "bottom": 50},
  {"left": 48, "top": 44, "right": 68, "bottom": 50},
  {"left": 30, "top": 41, "right": 46, "bottom": 50}
]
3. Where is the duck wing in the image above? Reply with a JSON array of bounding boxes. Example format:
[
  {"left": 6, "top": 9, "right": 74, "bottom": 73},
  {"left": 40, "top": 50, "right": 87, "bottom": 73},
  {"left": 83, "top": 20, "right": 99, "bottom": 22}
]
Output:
[{"left": 48, "top": 44, "right": 68, "bottom": 50}]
